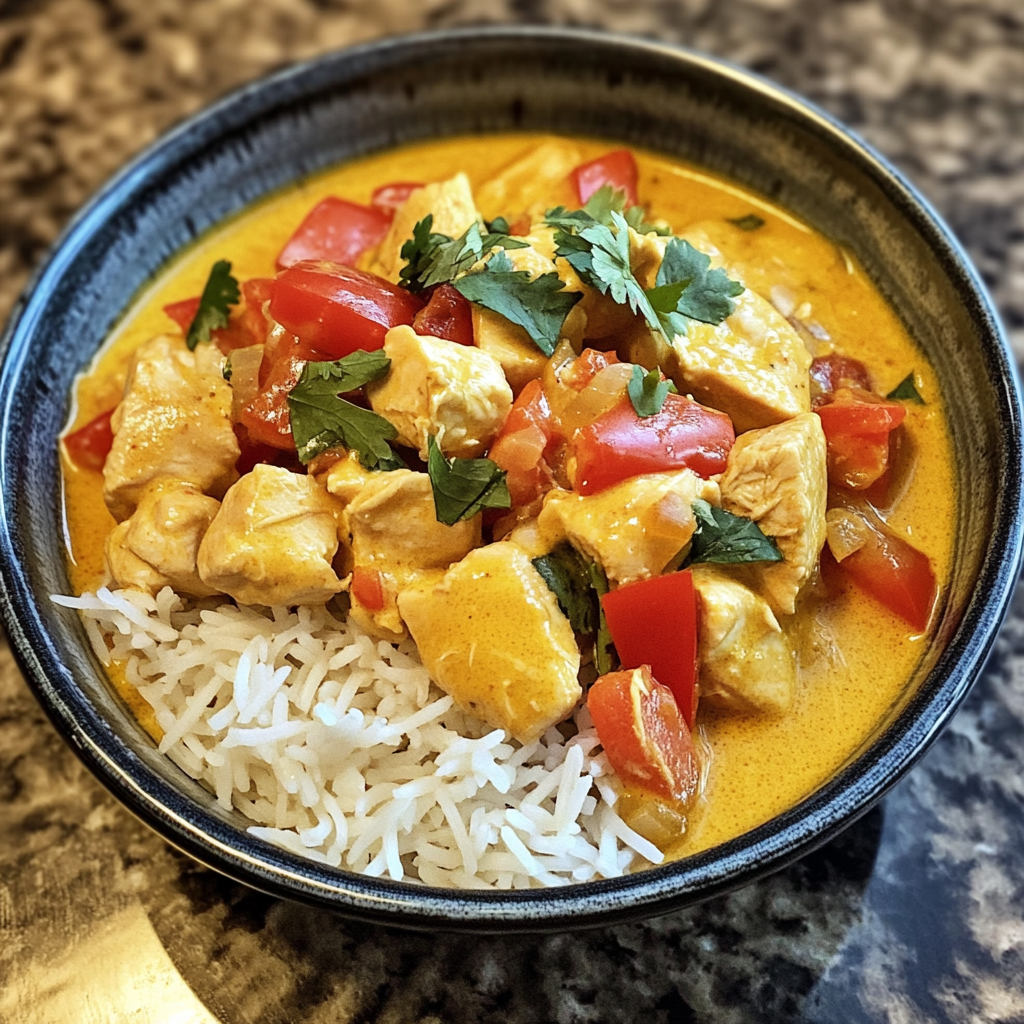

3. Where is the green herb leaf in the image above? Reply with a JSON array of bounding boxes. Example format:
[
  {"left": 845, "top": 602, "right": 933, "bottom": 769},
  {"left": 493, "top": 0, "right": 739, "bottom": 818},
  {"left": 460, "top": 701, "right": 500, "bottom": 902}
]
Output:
[
  {"left": 452, "top": 251, "right": 580, "bottom": 357},
  {"left": 627, "top": 364, "right": 670, "bottom": 418},
  {"left": 727, "top": 213, "right": 766, "bottom": 231},
  {"left": 398, "top": 216, "right": 528, "bottom": 293},
  {"left": 886, "top": 372, "right": 925, "bottom": 404},
  {"left": 687, "top": 499, "right": 784, "bottom": 565},
  {"left": 186, "top": 260, "right": 240, "bottom": 351},
  {"left": 646, "top": 238, "right": 745, "bottom": 337},
  {"left": 532, "top": 543, "right": 597, "bottom": 635},
  {"left": 546, "top": 186, "right": 671, "bottom": 236},
  {"left": 287, "top": 354, "right": 402, "bottom": 468},
  {"left": 426, "top": 435, "right": 510, "bottom": 526},
  {"left": 487, "top": 216, "right": 512, "bottom": 233},
  {"left": 588, "top": 560, "right": 616, "bottom": 675}
]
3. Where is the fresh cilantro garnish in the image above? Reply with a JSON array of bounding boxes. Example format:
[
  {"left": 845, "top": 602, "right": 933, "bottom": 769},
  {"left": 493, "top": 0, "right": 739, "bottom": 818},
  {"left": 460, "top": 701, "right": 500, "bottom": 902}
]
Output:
[
  {"left": 487, "top": 216, "right": 512, "bottom": 233},
  {"left": 687, "top": 499, "right": 783, "bottom": 565},
  {"left": 452, "top": 251, "right": 580, "bottom": 357},
  {"left": 645, "top": 238, "right": 745, "bottom": 338},
  {"left": 886, "top": 372, "right": 925, "bottom": 404},
  {"left": 588, "top": 560, "right": 615, "bottom": 675},
  {"left": 186, "top": 260, "right": 240, "bottom": 351},
  {"left": 426, "top": 435, "right": 511, "bottom": 526},
  {"left": 627, "top": 364, "right": 670, "bottom": 418},
  {"left": 532, "top": 543, "right": 618, "bottom": 672},
  {"left": 287, "top": 353, "right": 403, "bottom": 469},
  {"left": 546, "top": 185, "right": 670, "bottom": 236},
  {"left": 728, "top": 213, "right": 766, "bottom": 231},
  {"left": 554, "top": 212, "right": 743, "bottom": 344},
  {"left": 398, "top": 216, "right": 528, "bottom": 293}
]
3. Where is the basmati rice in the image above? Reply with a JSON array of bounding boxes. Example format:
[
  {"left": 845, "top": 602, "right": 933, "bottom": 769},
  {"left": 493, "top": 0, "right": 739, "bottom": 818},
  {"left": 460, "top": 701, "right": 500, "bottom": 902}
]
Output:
[{"left": 52, "top": 586, "right": 663, "bottom": 888}]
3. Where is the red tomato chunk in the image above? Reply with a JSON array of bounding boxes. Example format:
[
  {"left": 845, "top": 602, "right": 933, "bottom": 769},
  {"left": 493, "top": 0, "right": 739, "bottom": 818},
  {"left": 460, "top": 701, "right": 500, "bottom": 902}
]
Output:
[
  {"left": 573, "top": 394, "right": 734, "bottom": 495},
  {"left": 588, "top": 665, "right": 700, "bottom": 805},
  {"left": 601, "top": 570, "right": 699, "bottom": 729},
  {"left": 571, "top": 149, "right": 639, "bottom": 207},
  {"left": 817, "top": 387, "right": 906, "bottom": 490},
  {"left": 370, "top": 181, "right": 423, "bottom": 215},
  {"left": 64, "top": 408, "right": 116, "bottom": 472},
  {"left": 269, "top": 260, "right": 422, "bottom": 358},
  {"left": 412, "top": 284, "right": 474, "bottom": 346},
  {"left": 276, "top": 197, "right": 391, "bottom": 271},
  {"left": 488, "top": 379, "right": 559, "bottom": 507}
]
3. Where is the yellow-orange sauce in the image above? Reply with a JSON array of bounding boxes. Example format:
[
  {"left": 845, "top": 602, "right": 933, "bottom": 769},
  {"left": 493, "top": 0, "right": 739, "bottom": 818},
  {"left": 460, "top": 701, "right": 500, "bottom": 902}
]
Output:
[{"left": 61, "top": 133, "right": 955, "bottom": 859}]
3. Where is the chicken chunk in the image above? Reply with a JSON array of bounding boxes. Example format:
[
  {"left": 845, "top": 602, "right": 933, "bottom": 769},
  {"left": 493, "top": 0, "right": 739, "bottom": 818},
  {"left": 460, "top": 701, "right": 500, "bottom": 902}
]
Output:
[
  {"left": 371, "top": 173, "right": 480, "bottom": 283},
  {"left": 398, "top": 543, "right": 581, "bottom": 742},
  {"left": 718, "top": 413, "right": 827, "bottom": 615},
  {"left": 105, "top": 477, "right": 221, "bottom": 597},
  {"left": 691, "top": 565, "right": 796, "bottom": 715},
  {"left": 197, "top": 465, "right": 346, "bottom": 605},
  {"left": 103, "top": 335, "right": 239, "bottom": 522},
  {"left": 345, "top": 469, "right": 480, "bottom": 640},
  {"left": 320, "top": 450, "right": 379, "bottom": 505},
  {"left": 537, "top": 470, "right": 722, "bottom": 586},
  {"left": 474, "top": 139, "right": 581, "bottom": 223},
  {"left": 367, "top": 325, "right": 512, "bottom": 459}
]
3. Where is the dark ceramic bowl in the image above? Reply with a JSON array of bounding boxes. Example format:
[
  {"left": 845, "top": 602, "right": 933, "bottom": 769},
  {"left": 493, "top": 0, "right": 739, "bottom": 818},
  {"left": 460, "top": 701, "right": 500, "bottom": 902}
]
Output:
[{"left": 1, "top": 27, "right": 1021, "bottom": 932}]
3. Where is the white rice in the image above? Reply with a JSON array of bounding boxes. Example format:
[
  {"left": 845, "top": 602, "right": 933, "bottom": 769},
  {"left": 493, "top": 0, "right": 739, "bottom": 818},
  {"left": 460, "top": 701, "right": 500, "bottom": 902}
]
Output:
[{"left": 52, "top": 586, "right": 662, "bottom": 888}]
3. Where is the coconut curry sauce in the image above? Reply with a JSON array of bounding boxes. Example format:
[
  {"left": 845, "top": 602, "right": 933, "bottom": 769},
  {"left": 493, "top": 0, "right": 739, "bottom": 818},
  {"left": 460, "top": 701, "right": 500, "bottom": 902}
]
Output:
[{"left": 60, "top": 133, "right": 955, "bottom": 859}]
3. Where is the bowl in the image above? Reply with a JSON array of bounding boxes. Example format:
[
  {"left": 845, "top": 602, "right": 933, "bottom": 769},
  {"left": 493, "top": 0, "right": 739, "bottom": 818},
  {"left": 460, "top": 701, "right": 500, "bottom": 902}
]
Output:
[{"left": 1, "top": 26, "right": 1021, "bottom": 932}]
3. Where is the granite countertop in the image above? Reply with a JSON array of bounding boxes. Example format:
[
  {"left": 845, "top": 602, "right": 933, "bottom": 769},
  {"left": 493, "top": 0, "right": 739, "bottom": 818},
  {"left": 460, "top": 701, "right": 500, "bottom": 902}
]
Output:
[{"left": 2, "top": 1, "right": 1024, "bottom": 1021}]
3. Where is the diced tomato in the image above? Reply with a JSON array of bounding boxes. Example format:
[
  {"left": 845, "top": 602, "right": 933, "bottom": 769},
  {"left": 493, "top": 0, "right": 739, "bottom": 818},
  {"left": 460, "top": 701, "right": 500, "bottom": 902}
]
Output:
[
  {"left": 830, "top": 508, "right": 938, "bottom": 632},
  {"left": 809, "top": 354, "right": 872, "bottom": 407},
  {"left": 600, "top": 570, "right": 699, "bottom": 728},
  {"left": 213, "top": 277, "right": 275, "bottom": 353},
  {"left": 163, "top": 278, "right": 274, "bottom": 353},
  {"left": 233, "top": 425, "right": 299, "bottom": 475},
  {"left": 573, "top": 394, "right": 734, "bottom": 495},
  {"left": 370, "top": 181, "right": 422, "bottom": 215},
  {"left": 64, "top": 408, "right": 116, "bottom": 472},
  {"left": 276, "top": 198, "right": 391, "bottom": 272},
  {"left": 817, "top": 387, "right": 907, "bottom": 490},
  {"left": 239, "top": 353, "right": 307, "bottom": 449},
  {"left": 163, "top": 296, "right": 200, "bottom": 335},
  {"left": 269, "top": 260, "right": 422, "bottom": 358},
  {"left": 488, "top": 380, "right": 559, "bottom": 506},
  {"left": 351, "top": 567, "right": 386, "bottom": 612},
  {"left": 563, "top": 348, "right": 621, "bottom": 391},
  {"left": 571, "top": 149, "right": 639, "bottom": 207},
  {"left": 412, "top": 283, "right": 474, "bottom": 345},
  {"left": 588, "top": 665, "right": 700, "bottom": 804}
]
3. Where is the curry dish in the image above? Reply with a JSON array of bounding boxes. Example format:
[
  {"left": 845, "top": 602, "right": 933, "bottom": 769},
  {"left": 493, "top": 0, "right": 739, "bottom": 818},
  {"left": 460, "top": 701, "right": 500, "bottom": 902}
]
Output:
[{"left": 59, "top": 134, "right": 954, "bottom": 876}]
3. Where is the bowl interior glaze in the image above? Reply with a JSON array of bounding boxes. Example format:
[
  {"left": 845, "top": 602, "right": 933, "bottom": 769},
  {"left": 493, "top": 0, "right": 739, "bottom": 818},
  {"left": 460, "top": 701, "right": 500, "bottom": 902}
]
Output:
[{"left": 1, "top": 27, "right": 1021, "bottom": 932}]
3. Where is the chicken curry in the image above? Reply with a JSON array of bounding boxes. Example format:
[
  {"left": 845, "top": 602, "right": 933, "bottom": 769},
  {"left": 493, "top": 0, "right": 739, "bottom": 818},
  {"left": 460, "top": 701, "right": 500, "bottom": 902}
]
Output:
[{"left": 60, "top": 134, "right": 954, "bottom": 859}]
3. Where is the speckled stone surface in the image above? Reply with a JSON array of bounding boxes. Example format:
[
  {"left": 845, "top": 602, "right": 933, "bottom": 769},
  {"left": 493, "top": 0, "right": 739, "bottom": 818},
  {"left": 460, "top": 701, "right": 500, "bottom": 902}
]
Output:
[{"left": 2, "top": 1, "right": 1024, "bottom": 1021}]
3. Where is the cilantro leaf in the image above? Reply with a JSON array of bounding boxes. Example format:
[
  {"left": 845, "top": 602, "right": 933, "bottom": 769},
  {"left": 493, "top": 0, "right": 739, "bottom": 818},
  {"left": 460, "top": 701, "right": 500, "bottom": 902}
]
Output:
[
  {"left": 546, "top": 186, "right": 671, "bottom": 236},
  {"left": 487, "top": 216, "right": 512, "bottom": 233},
  {"left": 287, "top": 355, "right": 402, "bottom": 468},
  {"left": 532, "top": 544, "right": 618, "bottom": 672},
  {"left": 727, "top": 213, "right": 766, "bottom": 231},
  {"left": 587, "top": 560, "right": 616, "bottom": 675},
  {"left": 627, "top": 364, "right": 670, "bottom": 418},
  {"left": 652, "top": 238, "right": 745, "bottom": 326},
  {"left": 886, "top": 372, "right": 925, "bottom": 404},
  {"left": 532, "top": 543, "right": 597, "bottom": 635},
  {"left": 452, "top": 251, "right": 580, "bottom": 357},
  {"left": 426, "top": 435, "right": 510, "bottom": 526},
  {"left": 687, "top": 499, "right": 783, "bottom": 565},
  {"left": 398, "top": 216, "right": 528, "bottom": 293},
  {"left": 186, "top": 260, "right": 240, "bottom": 351}
]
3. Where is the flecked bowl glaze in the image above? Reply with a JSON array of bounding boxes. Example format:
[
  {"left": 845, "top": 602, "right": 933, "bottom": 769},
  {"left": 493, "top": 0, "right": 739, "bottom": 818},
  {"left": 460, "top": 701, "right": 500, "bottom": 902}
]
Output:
[{"left": 0, "top": 27, "right": 1021, "bottom": 933}]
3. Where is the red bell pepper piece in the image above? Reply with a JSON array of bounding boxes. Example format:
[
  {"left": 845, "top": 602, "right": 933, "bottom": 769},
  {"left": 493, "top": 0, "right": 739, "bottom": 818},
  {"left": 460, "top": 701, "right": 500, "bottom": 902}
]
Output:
[
  {"left": 809, "top": 354, "right": 872, "bottom": 407},
  {"left": 370, "top": 181, "right": 423, "bottom": 215},
  {"left": 488, "top": 380, "right": 559, "bottom": 507},
  {"left": 571, "top": 149, "right": 639, "bottom": 207},
  {"left": 600, "top": 570, "right": 699, "bottom": 728},
  {"left": 817, "top": 387, "right": 907, "bottom": 490},
  {"left": 64, "top": 408, "right": 116, "bottom": 472},
  {"left": 163, "top": 296, "right": 201, "bottom": 335},
  {"left": 351, "top": 567, "right": 387, "bottom": 613},
  {"left": 588, "top": 665, "right": 700, "bottom": 804},
  {"left": 830, "top": 509, "right": 937, "bottom": 632},
  {"left": 163, "top": 278, "right": 274, "bottom": 353},
  {"left": 573, "top": 394, "right": 734, "bottom": 495},
  {"left": 276, "top": 197, "right": 391, "bottom": 271},
  {"left": 412, "top": 283, "right": 474, "bottom": 346},
  {"left": 563, "top": 348, "right": 621, "bottom": 391},
  {"left": 269, "top": 260, "right": 422, "bottom": 358}
]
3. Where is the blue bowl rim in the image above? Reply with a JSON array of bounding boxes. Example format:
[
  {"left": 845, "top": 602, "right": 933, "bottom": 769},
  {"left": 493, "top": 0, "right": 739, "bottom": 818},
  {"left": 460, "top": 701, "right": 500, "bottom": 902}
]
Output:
[{"left": 1, "top": 24, "right": 1022, "bottom": 932}]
